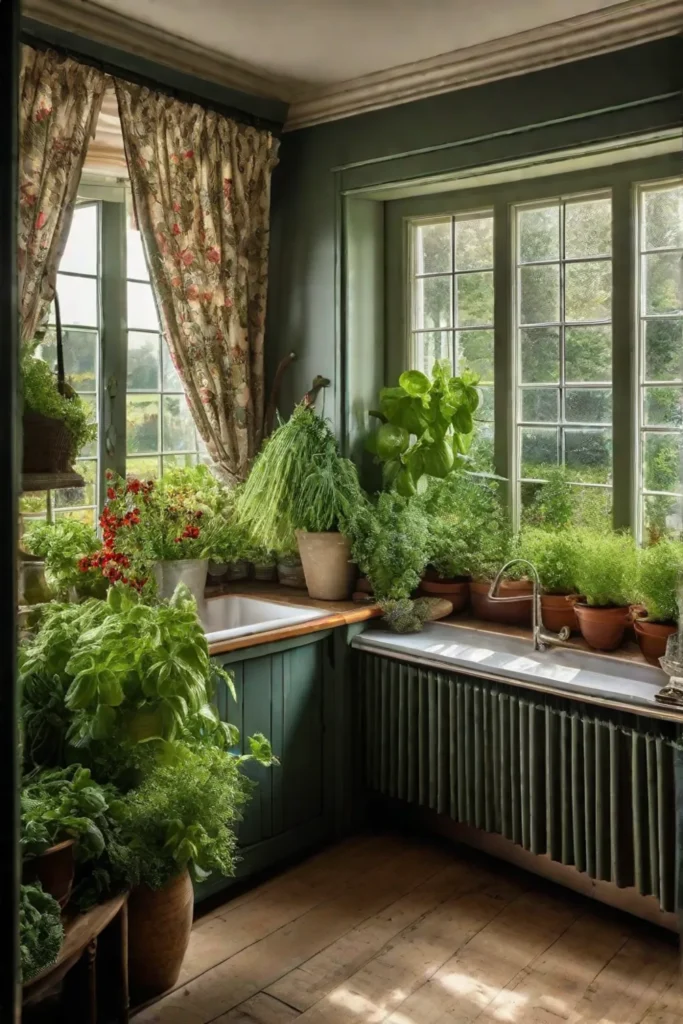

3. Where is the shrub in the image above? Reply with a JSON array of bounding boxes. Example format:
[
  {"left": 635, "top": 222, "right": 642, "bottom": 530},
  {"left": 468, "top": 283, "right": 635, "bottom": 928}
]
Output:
[
  {"left": 515, "top": 527, "right": 580, "bottom": 594},
  {"left": 573, "top": 531, "right": 637, "bottom": 607},
  {"left": 634, "top": 540, "right": 683, "bottom": 623}
]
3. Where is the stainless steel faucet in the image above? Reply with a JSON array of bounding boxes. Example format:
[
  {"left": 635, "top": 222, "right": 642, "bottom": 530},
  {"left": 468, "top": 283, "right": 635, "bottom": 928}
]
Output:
[{"left": 487, "top": 558, "right": 571, "bottom": 652}]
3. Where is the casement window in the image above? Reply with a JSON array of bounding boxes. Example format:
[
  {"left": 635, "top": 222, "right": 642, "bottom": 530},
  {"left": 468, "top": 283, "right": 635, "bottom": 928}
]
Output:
[
  {"left": 395, "top": 154, "right": 683, "bottom": 538},
  {"left": 22, "top": 182, "right": 203, "bottom": 525}
]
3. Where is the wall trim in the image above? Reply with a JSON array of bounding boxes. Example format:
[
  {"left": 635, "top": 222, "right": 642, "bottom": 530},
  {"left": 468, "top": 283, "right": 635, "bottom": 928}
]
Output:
[{"left": 285, "top": 0, "right": 683, "bottom": 130}]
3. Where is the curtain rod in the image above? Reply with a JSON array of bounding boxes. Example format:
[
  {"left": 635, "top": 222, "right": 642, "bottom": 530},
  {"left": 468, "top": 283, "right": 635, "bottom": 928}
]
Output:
[{"left": 21, "top": 30, "right": 284, "bottom": 137}]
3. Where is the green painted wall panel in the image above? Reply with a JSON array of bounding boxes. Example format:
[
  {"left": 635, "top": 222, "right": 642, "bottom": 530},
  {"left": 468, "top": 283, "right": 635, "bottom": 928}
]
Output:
[{"left": 282, "top": 642, "right": 325, "bottom": 831}]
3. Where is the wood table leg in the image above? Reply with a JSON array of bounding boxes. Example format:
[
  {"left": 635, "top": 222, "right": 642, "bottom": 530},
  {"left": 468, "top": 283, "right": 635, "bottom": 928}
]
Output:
[{"left": 118, "top": 902, "right": 129, "bottom": 1024}]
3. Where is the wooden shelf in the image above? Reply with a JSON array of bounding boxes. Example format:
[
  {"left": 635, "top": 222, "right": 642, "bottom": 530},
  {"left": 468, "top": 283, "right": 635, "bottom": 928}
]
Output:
[{"left": 22, "top": 470, "right": 85, "bottom": 493}]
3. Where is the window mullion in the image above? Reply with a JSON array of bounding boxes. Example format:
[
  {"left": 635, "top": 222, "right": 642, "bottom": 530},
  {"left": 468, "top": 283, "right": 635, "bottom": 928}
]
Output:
[
  {"left": 100, "top": 200, "right": 128, "bottom": 502},
  {"left": 493, "top": 201, "right": 514, "bottom": 521},
  {"left": 611, "top": 180, "right": 637, "bottom": 534}
]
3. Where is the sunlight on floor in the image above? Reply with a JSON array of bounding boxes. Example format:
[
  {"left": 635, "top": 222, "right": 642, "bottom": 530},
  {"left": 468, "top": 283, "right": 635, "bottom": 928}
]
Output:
[
  {"left": 438, "top": 971, "right": 531, "bottom": 1022},
  {"left": 328, "top": 987, "right": 415, "bottom": 1024}
]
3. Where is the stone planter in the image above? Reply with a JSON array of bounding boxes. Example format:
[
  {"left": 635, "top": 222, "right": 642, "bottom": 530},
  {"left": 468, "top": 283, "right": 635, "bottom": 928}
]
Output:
[
  {"left": 153, "top": 558, "right": 208, "bottom": 605},
  {"left": 296, "top": 531, "right": 354, "bottom": 601}
]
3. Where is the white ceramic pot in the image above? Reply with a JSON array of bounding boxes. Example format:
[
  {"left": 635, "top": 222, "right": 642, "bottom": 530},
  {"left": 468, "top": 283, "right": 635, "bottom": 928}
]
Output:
[
  {"left": 296, "top": 531, "right": 354, "bottom": 601},
  {"left": 153, "top": 558, "right": 208, "bottom": 605}
]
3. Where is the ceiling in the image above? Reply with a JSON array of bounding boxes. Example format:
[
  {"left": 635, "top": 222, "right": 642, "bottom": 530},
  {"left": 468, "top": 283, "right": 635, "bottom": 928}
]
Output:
[{"left": 89, "top": 0, "right": 626, "bottom": 90}]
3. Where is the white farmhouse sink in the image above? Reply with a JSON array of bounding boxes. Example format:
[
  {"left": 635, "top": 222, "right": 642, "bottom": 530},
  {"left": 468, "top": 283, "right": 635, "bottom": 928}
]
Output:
[{"left": 201, "top": 595, "right": 326, "bottom": 644}]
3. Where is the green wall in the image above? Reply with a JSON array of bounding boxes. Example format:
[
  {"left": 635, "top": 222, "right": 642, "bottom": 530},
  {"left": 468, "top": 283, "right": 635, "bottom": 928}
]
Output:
[{"left": 266, "top": 38, "right": 683, "bottom": 442}]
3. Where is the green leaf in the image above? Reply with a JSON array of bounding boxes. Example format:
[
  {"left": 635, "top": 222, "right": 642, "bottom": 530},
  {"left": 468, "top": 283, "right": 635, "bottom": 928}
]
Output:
[{"left": 398, "top": 370, "right": 431, "bottom": 397}]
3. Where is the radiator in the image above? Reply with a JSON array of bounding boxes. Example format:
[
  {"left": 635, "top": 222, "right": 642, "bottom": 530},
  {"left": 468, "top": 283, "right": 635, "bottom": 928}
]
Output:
[{"left": 360, "top": 651, "right": 683, "bottom": 913}]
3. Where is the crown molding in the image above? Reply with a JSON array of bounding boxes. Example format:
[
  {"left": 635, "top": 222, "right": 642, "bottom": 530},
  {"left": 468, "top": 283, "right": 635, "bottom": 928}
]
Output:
[
  {"left": 22, "top": 0, "right": 300, "bottom": 104},
  {"left": 284, "top": 0, "right": 683, "bottom": 131}
]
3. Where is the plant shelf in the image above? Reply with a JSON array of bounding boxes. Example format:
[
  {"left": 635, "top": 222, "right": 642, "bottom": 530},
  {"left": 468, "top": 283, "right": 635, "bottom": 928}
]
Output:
[{"left": 22, "top": 470, "right": 85, "bottom": 493}]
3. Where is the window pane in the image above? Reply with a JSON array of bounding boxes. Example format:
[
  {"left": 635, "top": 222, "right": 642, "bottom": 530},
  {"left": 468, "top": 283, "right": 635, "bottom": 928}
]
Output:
[
  {"left": 54, "top": 459, "right": 97, "bottom": 509},
  {"left": 565, "top": 388, "right": 612, "bottom": 424},
  {"left": 414, "top": 275, "right": 451, "bottom": 329},
  {"left": 60, "top": 204, "right": 98, "bottom": 275},
  {"left": 457, "top": 329, "right": 493, "bottom": 382},
  {"left": 520, "top": 326, "right": 559, "bottom": 384},
  {"left": 127, "top": 455, "right": 160, "bottom": 480},
  {"left": 454, "top": 216, "right": 493, "bottom": 271},
  {"left": 455, "top": 271, "right": 493, "bottom": 327},
  {"left": 38, "top": 328, "right": 97, "bottom": 392},
  {"left": 128, "top": 332, "right": 160, "bottom": 390},
  {"left": 644, "top": 253, "right": 683, "bottom": 316},
  {"left": 571, "top": 486, "right": 612, "bottom": 529},
  {"left": 56, "top": 274, "right": 98, "bottom": 327},
  {"left": 162, "top": 395, "right": 195, "bottom": 452},
  {"left": 127, "top": 394, "right": 160, "bottom": 454},
  {"left": 565, "top": 325, "right": 612, "bottom": 383},
  {"left": 564, "top": 197, "right": 611, "bottom": 259},
  {"left": 519, "top": 264, "right": 559, "bottom": 325},
  {"left": 520, "top": 427, "right": 558, "bottom": 477},
  {"left": 55, "top": 508, "right": 96, "bottom": 527},
  {"left": 415, "top": 222, "right": 450, "bottom": 275},
  {"left": 469, "top": 425, "right": 494, "bottom": 473},
  {"left": 128, "top": 281, "right": 160, "bottom": 331},
  {"left": 644, "top": 493, "right": 683, "bottom": 543},
  {"left": 565, "top": 261, "right": 611, "bottom": 322},
  {"left": 643, "top": 432, "right": 683, "bottom": 493},
  {"left": 163, "top": 454, "right": 198, "bottom": 474},
  {"left": 643, "top": 186, "right": 683, "bottom": 251},
  {"left": 518, "top": 205, "right": 559, "bottom": 263},
  {"left": 564, "top": 428, "right": 612, "bottom": 483},
  {"left": 644, "top": 319, "right": 683, "bottom": 381},
  {"left": 77, "top": 395, "right": 98, "bottom": 457},
  {"left": 644, "top": 387, "right": 683, "bottom": 428},
  {"left": 475, "top": 385, "right": 494, "bottom": 421},
  {"left": 162, "top": 344, "right": 183, "bottom": 391},
  {"left": 21, "top": 492, "right": 48, "bottom": 516},
  {"left": 127, "top": 228, "right": 150, "bottom": 281},
  {"left": 414, "top": 332, "right": 451, "bottom": 374},
  {"left": 521, "top": 388, "right": 558, "bottom": 422}
]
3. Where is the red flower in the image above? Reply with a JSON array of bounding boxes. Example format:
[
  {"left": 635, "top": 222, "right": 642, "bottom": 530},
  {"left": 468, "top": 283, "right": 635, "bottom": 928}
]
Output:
[
  {"left": 35, "top": 211, "right": 47, "bottom": 230},
  {"left": 172, "top": 201, "right": 181, "bottom": 213},
  {"left": 184, "top": 149, "right": 194, "bottom": 159},
  {"left": 78, "top": 556, "right": 91, "bottom": 573},
  {"left": 126, "top": 479, "right": 141, "bottom": 495},
  {"left": 195, "top": 510, "right": 203, "bottom": 519},
  {"left": 107, "top": 487, "right": 116, "bottom": 500},
  {"left": 171, "top": 276, "right": 181, "bottom": 288},
  {"left": 186, "top": 284, "right": 199, "bottom": 301},
  {"left": 106, "top": 470, "right": 113, "bottom": 481},
  {"left": 172, "top": 223, "right": 181, "bottom": 236},
  {"left": 35, "top": 105, "right": 52, "bottom": 122},
  {"left": 206, "top": 246, "right": 220, "bottom": 264},
  {"left": 201, "top": 290, "right": 213, "bottom": 303},
  {"left": 180, "top": 249, "right": 194, "bottom": 267}
]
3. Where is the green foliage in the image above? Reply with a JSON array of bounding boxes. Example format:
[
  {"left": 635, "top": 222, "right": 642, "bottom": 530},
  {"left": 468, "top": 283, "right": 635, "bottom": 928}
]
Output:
[
  {"left": 515, "top": 528, "right": 580, "bottom": 594},
  {"left": 23, "top": 519, "right": 102, "bottom": 598},
  {"left": 346, "top": 491, "right": 432, "bottom": 601},
  {"left": 161, "top": 463, "right": 229, "bottom": 515},
  {"left": 237, "top": 405, "right": 365, "bottom": 555},
  {"left": 634, "top": 540, "right": 683, "bottom": 623},
  {"left": 21, "top": 668, "right": 72, "bottom": 769},
  {"left": 22, "top": 353, "right": 96, "bottom": 462},
  {"left": 21, "top": 765, "right": 120, "bottom": 861},
  {"left": 19, "top": 584, "right": 234, "bottom": 752},
  {"left": 380, "top": 598, "right": 432, "bottom": 634},
  {"left": 109, "top": 739, "right": 276, "bottom": 889},
  {"left": 368, "top": 361, "right": 480, "bottom": 492},
  {"left": 20, "top": 883, "right": 64, "bottom": 982},
  {"left": 522, "top": 468, "right": 574, "bottom": 531},
  {"left": 422, "top": 475, "right": 511, "bottom": 582},
  {"left": 573, "top": 531, "right": 637, "bottom": 607}
]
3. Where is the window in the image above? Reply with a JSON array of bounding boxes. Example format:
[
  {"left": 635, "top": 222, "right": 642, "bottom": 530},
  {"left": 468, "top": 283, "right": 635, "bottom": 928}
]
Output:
[
  {"left": 412, "top": 212, "right": 495, "bottom": 471},
  {"left": 638, "top": 181, "right": 683, "bottom": 542},
  {"left": 515, "top": 193, "right": 613, "bottom": 525},
  {"left": 126, "top": 228, "right": 202, "bottom": 479}
]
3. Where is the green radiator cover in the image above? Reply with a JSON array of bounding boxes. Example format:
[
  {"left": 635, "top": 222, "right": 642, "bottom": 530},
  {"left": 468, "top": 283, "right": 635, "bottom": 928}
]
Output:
[{"left": 360, "top": 651, "right": 683, "bottom": 913}]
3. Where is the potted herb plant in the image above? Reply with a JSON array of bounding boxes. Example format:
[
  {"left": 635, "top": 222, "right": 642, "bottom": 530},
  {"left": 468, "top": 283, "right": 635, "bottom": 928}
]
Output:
[
  {"left": 20, "top": 883, "right": 64, "bottom": 982},
  {"left": 238, "top": 405, "right": 365, "bottom": 600},
  {"left": 515, "top": 527, "right": 580, "bottom": 633},
  {"left": 573, "top": 531, "right": 638, "bottom": 650},
  {"left": 23, "top": 519, "right": 106, "bottom": 601},
  {"left": 631, "top": 540, "right": 683, "bottom": 664}
]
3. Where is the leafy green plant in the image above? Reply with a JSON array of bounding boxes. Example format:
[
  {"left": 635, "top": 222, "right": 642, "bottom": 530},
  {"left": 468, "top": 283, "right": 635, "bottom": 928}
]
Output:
[
  {"left": 20, "top": 584, "right": 233, "bottom": 751},
  {"left": 109, "top": 739, "right": 276, "bottom": 888},
  {"left": 347, "top": 491, "right": 432, "bottom": 602},
  {"left": 21, "top": 765, "right": 119, "bottom": 861},
  {"left": 162, "top": 463, "right": 230, "bottom": 515},
  {"left": 237, "top": 405, "right": 365, "bottom": 555},
  {"left": 367, "top": 360, "right": 480, "bottom": 495},
  {"left": 23, "top": 519, "right": 103, "bottom": 598},
  {"left": 422, "top": 475, "right": 511, "bottom": 582},
  {"left": 633, "top": 540, "right": 683, "bottom": 623},
  {"left": 574, "top": 531, "right": 637, "bottom": 607},
  {"left": 22, "top": 353, "right": 96, "bottom": 462},
  {"left": 522, "top": 468, "right": 574, "bottom": 531},
  {"left": 20, "top": 883, "right": 64, "bottom": 981},
  {"left": 515, "top": 528, "right": 580, "bottom": 594}
]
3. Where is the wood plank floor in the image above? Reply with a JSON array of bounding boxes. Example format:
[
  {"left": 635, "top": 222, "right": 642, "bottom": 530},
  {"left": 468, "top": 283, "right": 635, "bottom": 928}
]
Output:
[{"left": 134, "top": 834, "right": 682, "bottom": 1024}]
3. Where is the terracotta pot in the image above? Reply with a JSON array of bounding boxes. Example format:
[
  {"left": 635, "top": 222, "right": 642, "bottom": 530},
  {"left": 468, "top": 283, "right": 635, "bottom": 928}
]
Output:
[
  {"left": 633, "top": 618, "right": 677, "bottom": 666},
  {"left": 23, "top": 839, "right": 75, "bottom": 909},
  {"left": 541, "top": 593, "right": 579, "bottom": 634},
  {"left": 128, "top": 870, "right": 194, "bottom": 999},
  {"left": 469, "top": 580, "right": 533, "bottom": 626},
  {"left": 296, "top": 531, "right": 354, "bottom": 601},
  {"left": 419, "top": 576, "right": 470, "bottom": 612},
  {"left": 574, "top": 603, "right": 629, "bottom": 651}
]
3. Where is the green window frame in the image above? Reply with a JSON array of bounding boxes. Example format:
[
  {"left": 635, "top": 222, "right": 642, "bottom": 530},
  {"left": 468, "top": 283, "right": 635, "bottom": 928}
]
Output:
[{"left": 385, "top": 153, "right": 683, "bottom": 537}]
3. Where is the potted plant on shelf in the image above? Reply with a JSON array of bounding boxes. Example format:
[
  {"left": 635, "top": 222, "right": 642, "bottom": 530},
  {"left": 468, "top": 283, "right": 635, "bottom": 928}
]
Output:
[
  {"left": 515, "top": 527, "right": 580, "bottom": 633},
  {"left": 573, "top": 531, "right": 638, "bottom": 650},
  {"left": 19, "top": 883, "right": 64, "bottom": 982},
  {"left": 22, "top": 519, "right": 106, "bottom": 601},
  {"left": 238, "top": 404, "right": 365, "bottom": 600},
  {"left": 631, "top": 540, "right": 683, "bottom": 664}
]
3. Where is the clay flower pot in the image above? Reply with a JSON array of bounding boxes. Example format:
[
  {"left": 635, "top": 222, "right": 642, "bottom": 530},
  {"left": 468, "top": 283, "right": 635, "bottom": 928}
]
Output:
[
  {"left": 296, "top": 531, "right": 355, "bottom": 601},
  {"left": 574, "top": 603, "right": 629, "bottom": 651},
  {"left": 470, "top": 580, "right": 533, "bottom": 626},
  {"left": 541, "top": 593, "right": 579, "bottom": 634},
  {"left": 22, "top": 839, "right": 75, "bottom": 909},
  {"left": 419, "top": 572, "right": 470, "bottom": 612},
  {"left": 633, "top": 618, "right": 677, "bottom": 666},
  {"left": 128, "top": 870, "right": 194, "bottom": 999}
]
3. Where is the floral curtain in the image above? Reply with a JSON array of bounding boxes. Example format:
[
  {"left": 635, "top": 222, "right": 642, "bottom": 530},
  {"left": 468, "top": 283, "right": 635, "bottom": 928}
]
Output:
[
  {"left": 19, "top": 46, "right": 106, "bottom": 345},
  {"left": 114, "top": 81, "right": 280, "bottom": 484}
]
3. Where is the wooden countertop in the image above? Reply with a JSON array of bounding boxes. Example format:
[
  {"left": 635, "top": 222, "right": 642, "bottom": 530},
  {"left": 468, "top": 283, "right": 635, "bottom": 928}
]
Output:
[{"left": 205, "top": 581, "right": 382, "bottom": 655}]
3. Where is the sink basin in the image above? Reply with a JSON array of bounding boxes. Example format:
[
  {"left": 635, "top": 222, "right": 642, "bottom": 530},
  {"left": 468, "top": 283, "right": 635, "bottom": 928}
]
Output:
[{"left": 201, "top": 595, "right": 327, "bottom": 644}]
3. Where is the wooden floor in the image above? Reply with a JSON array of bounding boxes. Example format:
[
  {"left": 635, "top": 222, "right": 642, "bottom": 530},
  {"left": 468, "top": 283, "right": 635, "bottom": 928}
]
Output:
[{"left": 135, "top": 833, "right": 682, "bottom": 1024}]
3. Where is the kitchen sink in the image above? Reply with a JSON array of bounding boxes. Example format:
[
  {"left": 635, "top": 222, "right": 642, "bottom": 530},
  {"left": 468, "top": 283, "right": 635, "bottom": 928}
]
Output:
[{"left": 201, "top": 595, "right": 327, "bottom": 644}]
